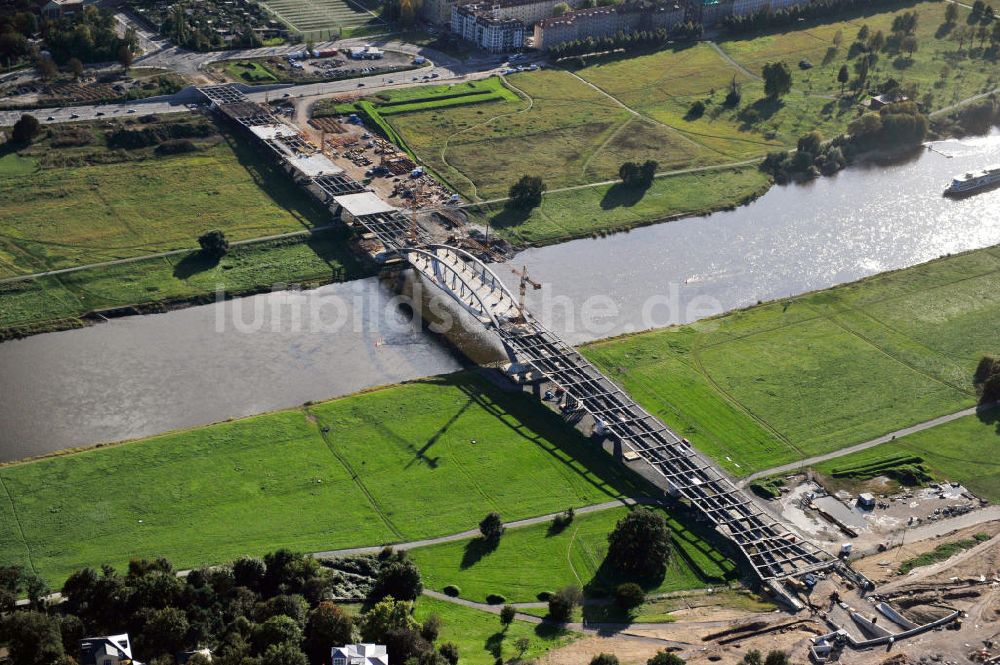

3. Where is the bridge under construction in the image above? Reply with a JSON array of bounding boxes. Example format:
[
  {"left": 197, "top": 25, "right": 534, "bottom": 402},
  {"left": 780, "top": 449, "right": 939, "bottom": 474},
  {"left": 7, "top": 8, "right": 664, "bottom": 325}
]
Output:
[{"left": 197, "top": 84, "right": 837, "bottom": 596}]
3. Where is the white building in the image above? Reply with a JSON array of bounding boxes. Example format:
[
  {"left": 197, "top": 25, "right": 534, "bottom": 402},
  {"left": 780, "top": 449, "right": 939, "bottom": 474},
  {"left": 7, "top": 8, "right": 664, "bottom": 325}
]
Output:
[
  {"left": 80, "top": 635, "right": 141, "bottom": 665},
  {"left": 451, "top": 4, "right": 527, "bottom": 52},
  {"left": 331, "top": 644, "right": 389, "bottom": 665}
]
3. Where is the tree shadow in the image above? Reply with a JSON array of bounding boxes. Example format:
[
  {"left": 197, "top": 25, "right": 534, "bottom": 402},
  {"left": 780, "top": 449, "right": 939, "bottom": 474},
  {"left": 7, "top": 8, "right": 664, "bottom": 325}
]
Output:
[
  {"left": 461, "top": 535, "right": 500, "bottom": 569},
  {"left": 488, "top": 204, "right": 533, "bottom": 229},
  {"left": 935, "top": 22, "right": 954, "bottom": 39},
  {"left": 822, "top": 47, "right": 839, "bottom": 66},
  {"left": 892, "top": 56, "right": 915, "bottom": 70},
  {"left": 600, "top": 182, "right": 650, "bottom": 210},
  {"left": 976, "top": 402, "right": 999, "bottom": 434},
  {"left": 172, "top": 250, "right": 221, "bottom": 279},
  {"left": 484, "top": 631, "right": 504, "bottom": 658}
]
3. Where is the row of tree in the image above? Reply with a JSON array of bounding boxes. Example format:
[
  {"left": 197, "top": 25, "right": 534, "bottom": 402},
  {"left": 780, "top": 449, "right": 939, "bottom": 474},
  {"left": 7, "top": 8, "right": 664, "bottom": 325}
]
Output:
[{"left": 547, "top": 23, "right": 703, "bottom": 59}]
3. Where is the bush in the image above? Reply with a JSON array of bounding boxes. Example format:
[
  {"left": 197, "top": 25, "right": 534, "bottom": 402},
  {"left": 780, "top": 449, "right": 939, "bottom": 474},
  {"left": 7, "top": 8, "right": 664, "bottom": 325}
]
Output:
[
  {"left": 686, "top": 100, "right": 706, "bottom": 119},
  {"left": 536, "top": 590, "right": 553, "bottom": 601},
  {"left": 550, "top": 507, "right": 575, "bottom": 532},
  {"left": 439, "top": 643, "right": 459, "bottom": 665},
  {"left": 613, "top": 583, "right": 645, "bottom": 611},
  {"left": 648, "top": 652, "right": 685, "bottom": 665},
  {"left": 485, "top": 593, "right": 506, "bottom": 605},
  {"left": 591, "top": 655, "right": 620, "bottom": 665},
  {"left": 507, "top": 175, "right": 546, "bottom": 210},
  {"left": 155, "top": 138, "right": 197, "bottom": 155},
  {"left": 547, "top": 585, "right": 581, "bottom": 623},
  {"left": 10, "top": 114, "right": 40, "bottom": 143},
  {"left": 198, "top": 229, "right": 229, "bottom": 257},
  {"left": 442, "top": 585, "right": 461, "bottom": 597}
]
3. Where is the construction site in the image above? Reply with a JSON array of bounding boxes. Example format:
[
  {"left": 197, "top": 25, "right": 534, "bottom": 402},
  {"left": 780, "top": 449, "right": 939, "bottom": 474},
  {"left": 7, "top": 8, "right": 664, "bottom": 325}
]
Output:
[{"left": 186, "top": 84, "right": 1000, "bottom": 664}]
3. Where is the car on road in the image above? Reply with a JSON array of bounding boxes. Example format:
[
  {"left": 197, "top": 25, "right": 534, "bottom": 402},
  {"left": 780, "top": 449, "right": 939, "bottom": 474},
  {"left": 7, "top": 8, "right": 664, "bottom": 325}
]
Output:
[
  {"left": 357, "top": 82, "right": 365, "bottom": 86},
  {"left": 46, "top": 115, "right": 54, "bottom": 121},
  {"left": 282, "top": 92, "right": 291, "bottom": 97},
  {"left": 430, "top": 73, "right": 439, "bottom": 78},
  {"left": 70, "top": 113, "right": 79, "bottom": 119},
  {"left": 95, "top": 111, "right": 104, "bottom": 116},
  {"left": 127, "top": 108, "right": 136, "bottom": 113}
]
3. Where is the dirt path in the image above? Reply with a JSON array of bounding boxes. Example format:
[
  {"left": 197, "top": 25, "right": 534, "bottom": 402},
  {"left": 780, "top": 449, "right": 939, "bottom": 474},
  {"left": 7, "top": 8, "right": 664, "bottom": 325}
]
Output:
[
  {"left": 738, "top": 404, "right": 988, "bottom": 485},
  {"left": 707, "top": 41, "right": 761, "bottom": 81}
]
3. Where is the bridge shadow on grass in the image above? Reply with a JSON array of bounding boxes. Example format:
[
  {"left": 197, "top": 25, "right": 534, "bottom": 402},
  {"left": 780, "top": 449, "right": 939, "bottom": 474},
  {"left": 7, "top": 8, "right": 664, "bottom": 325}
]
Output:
[{"left": 425, "top": 371, "right": 660, "bottom": 501}]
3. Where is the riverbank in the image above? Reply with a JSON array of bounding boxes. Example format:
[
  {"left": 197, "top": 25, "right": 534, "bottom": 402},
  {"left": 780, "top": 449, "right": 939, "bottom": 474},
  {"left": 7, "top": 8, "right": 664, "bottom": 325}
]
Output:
[
  {"left": 0, "top": 231, "right": 374, "bottom": 340},
  {"left": 581, "top": 243, "right": 1000, "bottom": 479}
]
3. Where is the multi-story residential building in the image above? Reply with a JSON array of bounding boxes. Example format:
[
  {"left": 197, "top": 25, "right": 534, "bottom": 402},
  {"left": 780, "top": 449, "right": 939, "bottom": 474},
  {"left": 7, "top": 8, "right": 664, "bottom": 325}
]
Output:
[
  {"left": 452, "top": 4, "right": 527, "bottom": 52},
  {"left": 534, "top": 1, "right": 685, "bottom": 50},
  {"left": 697, "top": 0, "right": 810, "bottom": 26}
]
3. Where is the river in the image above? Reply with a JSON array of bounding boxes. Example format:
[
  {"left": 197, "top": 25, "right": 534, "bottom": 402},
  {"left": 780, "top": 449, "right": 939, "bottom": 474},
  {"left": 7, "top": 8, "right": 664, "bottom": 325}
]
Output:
[{"left": 1, "top": 132, "right": 998, "bottom": 462}]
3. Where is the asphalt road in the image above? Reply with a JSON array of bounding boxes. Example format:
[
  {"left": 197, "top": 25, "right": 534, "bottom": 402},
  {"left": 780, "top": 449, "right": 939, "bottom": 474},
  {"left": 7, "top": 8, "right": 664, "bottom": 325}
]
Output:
[{"left": 0, "top": 35, "right": 528, "bottom": 126}]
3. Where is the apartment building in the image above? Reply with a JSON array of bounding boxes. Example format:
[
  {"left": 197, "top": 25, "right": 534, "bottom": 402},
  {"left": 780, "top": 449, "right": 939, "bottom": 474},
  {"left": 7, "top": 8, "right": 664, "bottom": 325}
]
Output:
[{"left": 534, "top": 1, "right": 685, "bottom": 50}]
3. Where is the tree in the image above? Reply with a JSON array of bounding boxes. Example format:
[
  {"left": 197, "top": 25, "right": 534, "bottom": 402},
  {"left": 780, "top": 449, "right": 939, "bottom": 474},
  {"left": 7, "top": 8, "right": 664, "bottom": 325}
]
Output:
[
  {"left": 118, "top": 44, "right": 133, "bottom": 73},
  {"left": 725, "top": 74, "right": 742, "bottom": 106},
  {"left": 901, "top": 34, "right": 918, "bottom": 56},
  {"left": 11, "top": 114, "right": 40, "bottom": 144},
  {"left": 0, "top": 612, "right": 65, "bottom": 665},
  {"left": 0, "top": 32, "right": 29, "bottom": 68},
  {"left": 68, "top": 57, "right": 84, "bottom": 80},
  {"left": 797, "top": 131, "right": 822, "bottom": 157},
  {"left": 590, "top": 655, "right": 619, "bottom": 665},
  {"left": 372, "top": 558, "right": 422, "bottom": 601},
  {"left": 252, "top": 615, "right": 303, "bottom": 654},
  {"left": 606, "top": 507, "right": 671, "bottom": 578},
  {"left": 762, "top": 62, "right": 792, "bottom": 99},
  {"left": 647, "top": 652, "right": 685, "bottom": 665},
  {"left": 360, "top": 598, "right": 418, "bottom": 643},
  {"left": 857, "top": 24, "right": 870, "bottom": 41},
  {"left": 740, "top": 651, "right": 763, "bottom": 665},
  {"left": 547, "top": 585, "right": 581, "bottom": 623},
  {"left": 832, "top": 29, "right": 843, "bottom": 47},
  {"left": 552, "top": 2, "right": 570, "bottom": 15},
  {"left": 763, "top": 651, "right": 789, "bottom": 665},
  {"left": 35, "top": 56, "right": 57, "bottom": 81},
  {"left": 613, "top": 583, "right": 645, "bottom": 611},
  {"left": 500, "top": 604, "right": 516, "bottom": 630},
  {"left": 478, "top": 511, "right": 505, "bottom": 541},
  {"left": 142, "top": 607, "right": 189, "bottom": 657},
  {"left": 420, "top": 614, "right": 441, "bottom": 643},
  {"left": 837, "top": 64, "right": 849, "bottom": 94},
  {"left": 945, "top": 2, "right": 959, "bottom": 24},
  {"left": 439, "top": 643, "right": 459, "bottom": 665},
  {"left": 198, "top": 229, "right": 229, "bottom": 257},
  {"left": 619, "top": 161, "right": 641, "bottom": 186},
  {"left": 233, "top": 555, "right": 265, "bottom": 590},
  {"left": 869, "top": 29, "right": 885, "bottom": 52},
  {"left": 304, "top": 603, "right": 354, "bottom": 665},
  {"left": 261, "top": 641, "right": 308, "bottom": 665},
  {"left": 513, "top": 637, "right": 531, "bottom": 659},
  {"left": 507, "top": 175, "right": 546, "bottom": 210}
]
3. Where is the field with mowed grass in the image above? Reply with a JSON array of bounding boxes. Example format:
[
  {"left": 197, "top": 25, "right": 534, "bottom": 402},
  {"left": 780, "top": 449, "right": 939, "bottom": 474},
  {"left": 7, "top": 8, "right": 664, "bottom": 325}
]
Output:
[
  {"left": 408, "top": 505, "right": 737, "bottom": 605},
  {"left": 259, "top": 0, "right": 384, "bottom": 39},
  {"left": 581, "top": 245, "right": 1000, "bottom": 476},
  {"left": 0, "top": 232, "right": 371, "bottom": 336},
  {"left": 413, "top": 597, "right": 577, "bottom": 665},
  {"left": 464, "top": 165, "right": 770, "bottom": 247},
  {"left": 0, "top": 116, "right": 322, "bottom": 278},
  {"left": 813, "top": 411, "right": 1000, "bottom": 501},
  {"left": 0, "top": 372, "right": 648, "bottom": 587}
]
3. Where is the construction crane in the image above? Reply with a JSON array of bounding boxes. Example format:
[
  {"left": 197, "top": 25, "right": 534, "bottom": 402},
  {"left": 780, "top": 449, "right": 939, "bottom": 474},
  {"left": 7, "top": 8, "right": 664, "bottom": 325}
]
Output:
[{"left": 511, "top": 265, "right": 541, "bottom": 320}]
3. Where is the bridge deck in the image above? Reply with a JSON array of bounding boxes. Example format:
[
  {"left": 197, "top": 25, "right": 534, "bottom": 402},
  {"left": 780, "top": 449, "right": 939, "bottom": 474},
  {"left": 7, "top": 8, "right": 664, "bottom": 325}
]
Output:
[{"left": 195, "top": 84, "right": 833, "bottom": 584}]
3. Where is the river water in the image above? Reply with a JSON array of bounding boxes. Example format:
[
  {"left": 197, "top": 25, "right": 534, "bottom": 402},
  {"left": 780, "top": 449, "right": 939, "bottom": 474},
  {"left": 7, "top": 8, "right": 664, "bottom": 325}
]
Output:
[{"left": 1, "top": 132, "right": 998, "bottom": 461}]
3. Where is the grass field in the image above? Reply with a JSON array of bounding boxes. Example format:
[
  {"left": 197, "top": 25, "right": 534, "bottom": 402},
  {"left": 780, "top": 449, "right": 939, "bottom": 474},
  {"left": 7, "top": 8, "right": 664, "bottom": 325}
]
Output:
[
  {"left": 463, "top": 165, "right": 770, "bottom": 247},
  {"left": 0, "top": 372, "right": 650, "bottom": 586},
  {"left": 582, "top": 245, "right": 1000, "bottom": 477},
  {"left": 340, "top": 0, "right": 998, "bottom": 245},
  {"left": 408, "top": 506, "right": 736, "bottom": 604},
  {"left": 0, "top": 232, "right": 371, "bottom": 336},
  {"left": 259, "top": 0, "right": 384, "bottom": 40},
  {"left": 413, "top": 597, "right": 577, "bottom": 665},
  {"left": 0, "top": 118, "right": 323, "bottom": 278},
  {"left": 223, "top": 60, "right": 278, "bottom": 83},
  {"left": 813, "top": 411, "right": 1000, "bottom": 501}
]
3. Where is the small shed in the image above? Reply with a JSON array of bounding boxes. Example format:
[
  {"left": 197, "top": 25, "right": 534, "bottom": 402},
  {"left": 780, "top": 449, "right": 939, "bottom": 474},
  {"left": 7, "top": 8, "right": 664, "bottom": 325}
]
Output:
[{"left": 857, "top": 492, "right": 876, "bottom": 509}]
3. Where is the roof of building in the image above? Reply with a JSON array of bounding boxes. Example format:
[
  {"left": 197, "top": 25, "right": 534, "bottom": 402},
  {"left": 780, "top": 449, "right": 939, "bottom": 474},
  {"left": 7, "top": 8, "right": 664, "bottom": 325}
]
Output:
[
  {"left": 289, "top": 152, "right": 343, "bottom": 177},
  {"left": 331, "top": 643, "right": 389, "bottom": 665},
  {"left": 45, "top": 0, "right": 85, "bottom": 7},
  {"left": 537, "top": 1, "right": 680, "bottom": 28},
  {"left": 80, "top": 635, "right": 135, "bottom": 665},
  {"left": 333, "top": 192, "right": 398, "bottom": 217}
]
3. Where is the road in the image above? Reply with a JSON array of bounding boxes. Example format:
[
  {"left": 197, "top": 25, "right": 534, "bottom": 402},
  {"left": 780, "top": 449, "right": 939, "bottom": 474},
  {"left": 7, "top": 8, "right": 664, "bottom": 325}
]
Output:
[
  {"left": 738, "top": 404, "right": 990, "bottom": 485},
  {"left": 0, "top": 35, "right": 513, "bottom": 127}
]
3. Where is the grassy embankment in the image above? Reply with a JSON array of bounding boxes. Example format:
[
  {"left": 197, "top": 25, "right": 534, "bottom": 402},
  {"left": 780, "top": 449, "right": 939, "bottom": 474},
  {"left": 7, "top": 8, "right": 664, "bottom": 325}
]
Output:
[
  {"left": 581, "top": 245, "right": 1000, "bottom": 487},
  {"left": 414, "top": 597, "right": 577, "bottom": 665},
  {"left": 0, "top": 372, "right": 701, "bottom": 588},
  {"left": 408, "top": 505, "right": 736, "bottom": 605},
  {"left": 344, "top": 0, "right": 996, "bottom": 246},
  {"left": 0, "top": 115, "right": 371, "bottom": 336},
  {"left": 814, "top": 411, "right": 1000, "bottom": 501}
]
